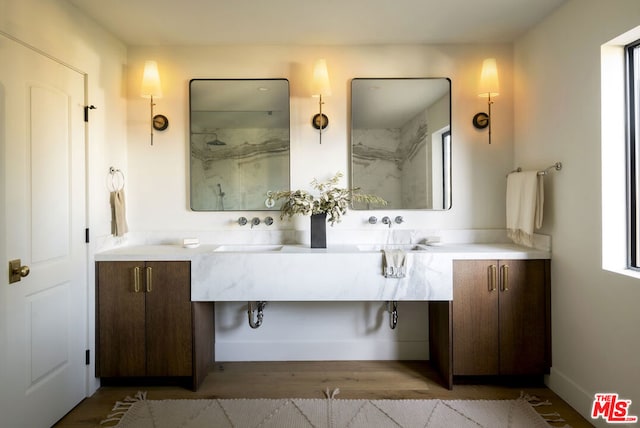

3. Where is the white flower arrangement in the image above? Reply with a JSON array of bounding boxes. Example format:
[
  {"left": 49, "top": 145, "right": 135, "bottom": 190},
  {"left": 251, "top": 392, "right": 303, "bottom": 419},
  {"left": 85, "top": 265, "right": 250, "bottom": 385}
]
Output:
[{"left": 272, "top": 172, "right": 386, "bottom": 226}]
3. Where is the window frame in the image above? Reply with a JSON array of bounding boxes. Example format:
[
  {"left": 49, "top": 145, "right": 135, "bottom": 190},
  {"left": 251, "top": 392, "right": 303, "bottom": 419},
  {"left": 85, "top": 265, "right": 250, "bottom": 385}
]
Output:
[
  {"left": 442, "top": 130, "right": 451, "bottom": 209},
  {"left": 626, "top": 39, "right": 640, "bottom": 269}
]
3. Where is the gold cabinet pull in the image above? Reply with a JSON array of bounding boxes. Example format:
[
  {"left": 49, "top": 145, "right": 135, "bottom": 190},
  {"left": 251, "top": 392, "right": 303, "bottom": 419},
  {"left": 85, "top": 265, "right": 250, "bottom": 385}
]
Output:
[
  {"left": 146, "top": 266, "right": 153, "bottom": 292},
  {"left": 133, "top": 266, "right": 141, "bottom": 292},
  {"left": 501, "top": 264, "right": 509, "bottom": 291},
  {"left": 488, "top": 264, "right": 497, "bottom": 291}
]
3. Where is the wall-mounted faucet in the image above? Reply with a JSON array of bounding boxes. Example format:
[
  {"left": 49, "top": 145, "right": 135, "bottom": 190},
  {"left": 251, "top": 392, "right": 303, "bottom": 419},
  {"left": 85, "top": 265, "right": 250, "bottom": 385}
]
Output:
[
  {"left": 239, "top": 216, "right": 272, "bottom": 227},
  {"left": 370, "top": 215, "right": 405, "bottom": 227}
]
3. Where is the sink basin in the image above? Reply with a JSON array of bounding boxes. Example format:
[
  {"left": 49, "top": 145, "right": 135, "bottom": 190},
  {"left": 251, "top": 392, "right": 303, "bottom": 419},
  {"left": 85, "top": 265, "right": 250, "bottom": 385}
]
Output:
[
  {"left": 356, "top": 244, "right": 429, "bottom": 252},
  {"left": 213, "top": 244, "right": 284, "bottom": 252},
  {"left": 193, "top": 242, "right": 453, "bottom": 301}
]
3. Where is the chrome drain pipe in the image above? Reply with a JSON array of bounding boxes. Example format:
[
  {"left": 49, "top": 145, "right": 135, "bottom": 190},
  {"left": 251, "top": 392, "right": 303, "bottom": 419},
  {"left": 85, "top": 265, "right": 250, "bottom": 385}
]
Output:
[
  {"left": 248, "top": 301, "right": 267, "bottom": 329},
  {"left": 387, "top": 301, "right": 398, "bottom": 329}
]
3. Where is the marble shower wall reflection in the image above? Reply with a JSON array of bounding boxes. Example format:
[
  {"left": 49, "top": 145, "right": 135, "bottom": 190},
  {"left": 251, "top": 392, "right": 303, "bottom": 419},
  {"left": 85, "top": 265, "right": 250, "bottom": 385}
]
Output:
[
  {"left": 350, "top": 78, "right": 451, "bottom": 210},
  {"left": 190, "top": 129, "right": 289, "bottom": 210},
  {"left": 190, "top": 79, "right": 290, "bottom": 211}
]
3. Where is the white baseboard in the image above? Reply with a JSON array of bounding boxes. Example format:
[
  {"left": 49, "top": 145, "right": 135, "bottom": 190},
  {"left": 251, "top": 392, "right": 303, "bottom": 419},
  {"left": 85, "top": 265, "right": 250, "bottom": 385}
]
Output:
[
  {"left": 547, "top": 367, "right": 607, "bottom": 427},
  {"left": 215, "top": 340, "right": 430, "bottom": 362}
]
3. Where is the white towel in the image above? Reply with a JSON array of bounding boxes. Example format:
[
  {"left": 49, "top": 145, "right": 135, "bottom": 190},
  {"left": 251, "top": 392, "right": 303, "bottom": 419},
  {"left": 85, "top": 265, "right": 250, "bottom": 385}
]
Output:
[
  {"left": 383, "top": 249, "right": 407, "bottom": 278},
  {"left": 110, "top": 189, "right": 129, "bottom": 237},
  {"left": 506, "top": 171, "right": 543, "bottom": 247}
]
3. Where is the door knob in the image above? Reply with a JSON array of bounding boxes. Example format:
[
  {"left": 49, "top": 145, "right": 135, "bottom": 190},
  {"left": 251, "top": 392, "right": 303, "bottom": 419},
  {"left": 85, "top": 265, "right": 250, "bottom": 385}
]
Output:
[{"left": 9, "top": 259, "right": 30, "bottom": 284}]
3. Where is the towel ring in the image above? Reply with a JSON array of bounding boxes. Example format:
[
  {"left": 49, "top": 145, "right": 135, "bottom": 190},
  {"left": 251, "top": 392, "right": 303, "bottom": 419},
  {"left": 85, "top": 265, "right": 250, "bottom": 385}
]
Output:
[{"left": 108, "top": 167, "right": 125, "bottom": 192}]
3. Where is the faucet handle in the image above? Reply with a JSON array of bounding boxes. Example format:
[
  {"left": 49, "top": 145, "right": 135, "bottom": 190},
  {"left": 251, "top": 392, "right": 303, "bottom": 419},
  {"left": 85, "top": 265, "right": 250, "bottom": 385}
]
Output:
[
  {"left": 238, "top": 216, "right": 248, "bottom": 226},
  {"left": 368, "top": 216, "right": 378, "bottom": 224},
  {"left": 394, "top": 216, "right": 404, "bottom": 225},
  {"left": 264, "top": 216, "right": 274, "bottom": 226}
]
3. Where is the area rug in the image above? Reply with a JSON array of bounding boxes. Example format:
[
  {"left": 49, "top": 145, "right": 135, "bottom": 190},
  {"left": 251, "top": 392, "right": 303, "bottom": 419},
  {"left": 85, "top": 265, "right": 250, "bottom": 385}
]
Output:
[{"left": 103, "top": 390, "right": 558, "bottom": 428}]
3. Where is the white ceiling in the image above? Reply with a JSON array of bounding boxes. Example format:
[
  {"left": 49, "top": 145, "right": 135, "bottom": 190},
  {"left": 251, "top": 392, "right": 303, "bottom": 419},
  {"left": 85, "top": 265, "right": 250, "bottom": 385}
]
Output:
[
  {"left": 66, "top": 0, "right": 566, "bottom": 46},
  {"left": 352, "top": 78, "right": 450, "bottom": 128}
]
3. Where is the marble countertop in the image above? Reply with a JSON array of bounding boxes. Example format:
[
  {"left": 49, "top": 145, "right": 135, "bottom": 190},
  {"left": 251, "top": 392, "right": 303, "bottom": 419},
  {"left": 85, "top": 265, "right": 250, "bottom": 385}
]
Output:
[
  {"left": 94, "top": 242, "right": 550, "bottom": 261},
  {"left": 95, "top": 242, "right": 549, "bottom": 302}
]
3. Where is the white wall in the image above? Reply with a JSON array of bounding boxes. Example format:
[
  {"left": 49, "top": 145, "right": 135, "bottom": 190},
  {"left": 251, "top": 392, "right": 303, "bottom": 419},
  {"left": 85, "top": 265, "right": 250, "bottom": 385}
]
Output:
[
  {"left": 514, "top": 0, "right": 640, "bottom": 425},
  {"left": 125, "top": 45, "right": 514, "bottom": 234},
  {"left": 1, "top": 0, "right": 128, "bottom": 394},
  {"left": 0, "top": 0, "right": 128, "bottom": 243},
  {"left": 124, "top": 45, "right": 515, "bottom": 361}
]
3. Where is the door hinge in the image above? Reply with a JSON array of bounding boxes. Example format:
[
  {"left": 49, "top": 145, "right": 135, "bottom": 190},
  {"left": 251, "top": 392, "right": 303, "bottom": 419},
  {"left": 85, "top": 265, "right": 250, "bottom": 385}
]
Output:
[
  {"left": 85, "top": 349, "right": 90, "bottom": 365},
  {"left": 84, "top": 105, "right": 96, "bottom": 122},
  {"left": 85, "top": 228, "right": 90, "bottom": 243}
]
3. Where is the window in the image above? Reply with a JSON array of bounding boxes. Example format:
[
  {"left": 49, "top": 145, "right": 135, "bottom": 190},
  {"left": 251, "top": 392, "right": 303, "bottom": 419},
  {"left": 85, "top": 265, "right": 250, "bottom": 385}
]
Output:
[
  {"left": 602, "top": 27, "right": 640, "bottom": 277},
  {"left": 627, "top": 39, "right": 640, "bottom": 268},
  {"left": 442, "top": 130, "right": 451, "bottom": 209}
]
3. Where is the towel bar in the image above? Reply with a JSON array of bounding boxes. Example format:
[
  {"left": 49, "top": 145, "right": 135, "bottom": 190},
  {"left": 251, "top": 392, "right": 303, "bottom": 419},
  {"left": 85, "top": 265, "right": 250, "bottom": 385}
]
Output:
[{"left": 507, "top": 162, "right": 562, "bottom": 177}]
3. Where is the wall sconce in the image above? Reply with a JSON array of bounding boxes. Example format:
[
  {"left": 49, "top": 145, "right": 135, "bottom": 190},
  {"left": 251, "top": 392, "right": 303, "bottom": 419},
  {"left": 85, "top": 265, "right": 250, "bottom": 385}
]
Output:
[
  {"left": 311, "top": 58, "right": 331, "bottom": 144},
  {"left": 140, "top": 60, "right": 168, "bottom": 146},
  {"left": 472, "top": 58, "right": 499, "bottom": 144}
]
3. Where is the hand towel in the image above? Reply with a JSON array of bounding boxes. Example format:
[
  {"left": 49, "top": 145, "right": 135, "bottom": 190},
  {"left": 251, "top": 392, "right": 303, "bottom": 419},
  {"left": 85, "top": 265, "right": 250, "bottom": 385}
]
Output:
[
  {"left": 110, "top": 189, "right": 129, "bottom": 237},
  {"left": 383, "top": 249, "right": 407, "bottom": 278},
  {"left": 506, "top": 171, "right": 543, "bottom": 247}
]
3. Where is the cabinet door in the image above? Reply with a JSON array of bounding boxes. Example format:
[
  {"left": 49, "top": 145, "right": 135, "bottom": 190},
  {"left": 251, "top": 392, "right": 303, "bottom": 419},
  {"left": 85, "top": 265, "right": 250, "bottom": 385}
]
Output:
[
  {"left": 96, "top": 261, "right": 146, "bottom": 377},
  {"left": 452, "top": 260, "right": 500, "bottom": 375},
  {"left": 498, "top": 260, "right": 547, "bottom": 375},
  {"left": 145, "top": 261, "right": 193, "bottom": 377}
]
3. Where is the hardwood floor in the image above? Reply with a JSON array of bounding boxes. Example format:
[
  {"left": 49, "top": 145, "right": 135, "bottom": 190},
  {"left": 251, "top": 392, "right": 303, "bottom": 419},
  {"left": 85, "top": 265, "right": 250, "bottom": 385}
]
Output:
[{"left": 54, "top": 361, "right": 593, "bottom": 427}]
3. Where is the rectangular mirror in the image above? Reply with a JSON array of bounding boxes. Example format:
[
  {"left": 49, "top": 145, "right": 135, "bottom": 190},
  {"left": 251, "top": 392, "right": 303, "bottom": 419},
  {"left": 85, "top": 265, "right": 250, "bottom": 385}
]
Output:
[
  {"left": 350, "top": 78, "right": 451, "bottom": 210},
  {"left": 190, "top": 79, "right": 290, "bottom": 211}
]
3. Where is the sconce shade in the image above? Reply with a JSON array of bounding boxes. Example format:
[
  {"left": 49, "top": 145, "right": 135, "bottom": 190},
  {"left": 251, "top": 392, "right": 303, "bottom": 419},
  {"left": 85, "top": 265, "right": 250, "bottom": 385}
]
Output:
[
  {"left": 311, "top": 58, "right": 332, "bottom": 97},
  {"left": 141, "top": 60, "right": 163, "bottom": 99},
  {"left": 478, "top": 58, "right": 499, "bottom": 98}
]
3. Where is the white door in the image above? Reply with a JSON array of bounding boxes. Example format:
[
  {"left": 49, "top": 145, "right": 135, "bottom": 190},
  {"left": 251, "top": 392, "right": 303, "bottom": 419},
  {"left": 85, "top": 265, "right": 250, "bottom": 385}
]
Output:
[{"left": 0, "top": 34, "right": 87, "bottom": 427}]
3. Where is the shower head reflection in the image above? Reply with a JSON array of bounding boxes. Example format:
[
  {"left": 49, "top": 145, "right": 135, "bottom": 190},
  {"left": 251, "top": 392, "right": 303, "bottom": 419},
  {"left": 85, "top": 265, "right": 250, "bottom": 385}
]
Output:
[{"left": 206, "top": 133, "right": 227, "bottom": 146}]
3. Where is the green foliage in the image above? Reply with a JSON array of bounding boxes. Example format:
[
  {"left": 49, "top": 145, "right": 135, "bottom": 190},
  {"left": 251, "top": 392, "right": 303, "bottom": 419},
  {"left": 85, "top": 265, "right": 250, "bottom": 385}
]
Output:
[{"left": 272, "top": 172, "right": 387, "bottom": 226}]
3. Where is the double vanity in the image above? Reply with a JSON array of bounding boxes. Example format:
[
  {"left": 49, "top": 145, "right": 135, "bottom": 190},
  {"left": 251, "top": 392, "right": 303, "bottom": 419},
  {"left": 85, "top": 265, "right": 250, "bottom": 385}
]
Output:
[
  {"left": 95, "top": 239, "right": 551, "bottom": 390},
  {"left": 94, "top": 71, "right": 551, "bottom": 391}
]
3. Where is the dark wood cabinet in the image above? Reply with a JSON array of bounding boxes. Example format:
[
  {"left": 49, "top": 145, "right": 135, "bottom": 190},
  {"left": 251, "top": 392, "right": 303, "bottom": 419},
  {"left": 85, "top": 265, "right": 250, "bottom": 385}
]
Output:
[
  {"left": 96, "top": 261, "right": 213, "bottom": 390},
  {"left": 452, "top": 259, "right": 550, "bottom": 376}
]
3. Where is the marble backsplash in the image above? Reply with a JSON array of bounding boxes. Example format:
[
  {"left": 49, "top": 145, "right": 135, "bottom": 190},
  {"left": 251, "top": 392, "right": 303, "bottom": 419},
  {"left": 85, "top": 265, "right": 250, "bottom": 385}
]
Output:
[{"left": 98, "top": 228, "right": 551, "bottom": 253}]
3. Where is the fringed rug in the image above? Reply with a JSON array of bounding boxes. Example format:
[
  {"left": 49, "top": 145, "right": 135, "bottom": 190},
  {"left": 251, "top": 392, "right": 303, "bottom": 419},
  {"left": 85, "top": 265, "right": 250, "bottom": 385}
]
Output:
[{"left": 102, "top": 390, "right": 562, "bottom": 428}]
